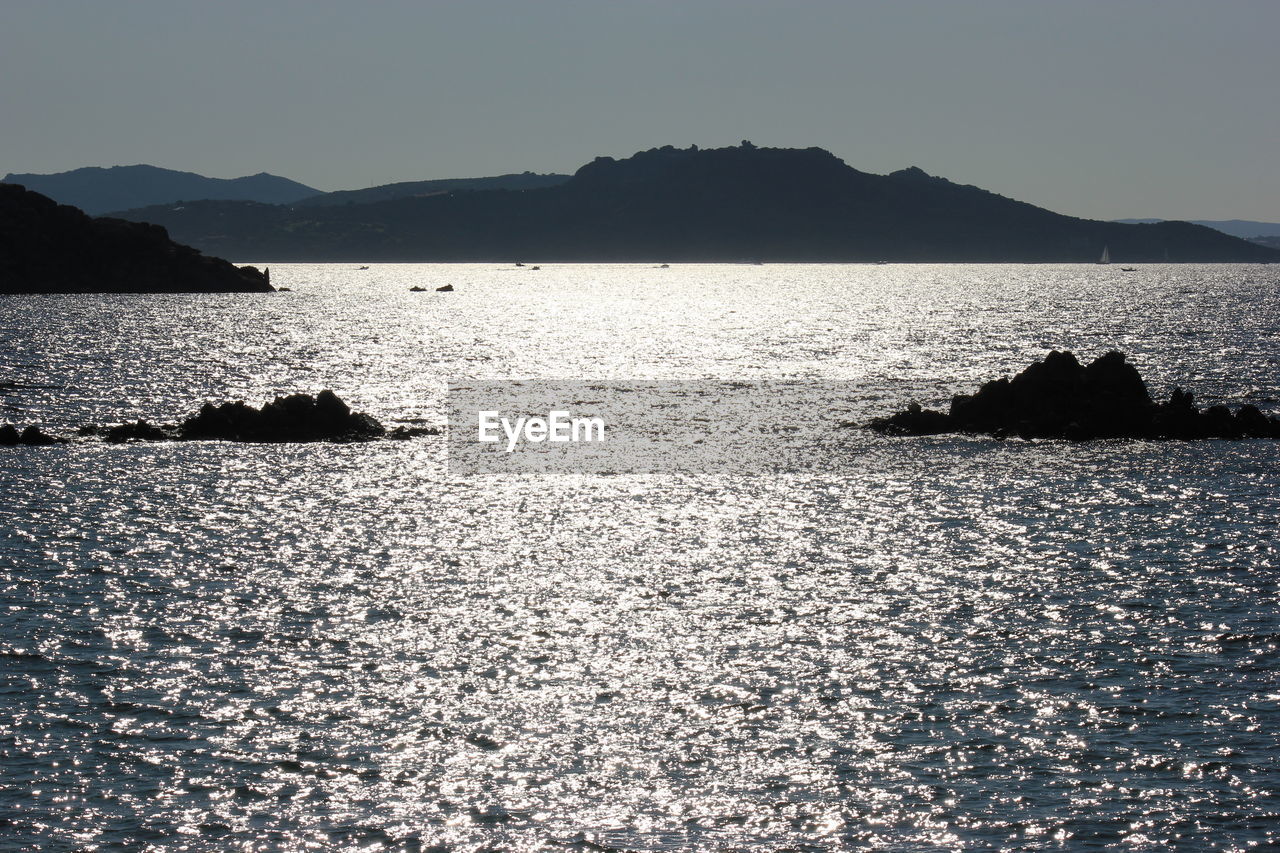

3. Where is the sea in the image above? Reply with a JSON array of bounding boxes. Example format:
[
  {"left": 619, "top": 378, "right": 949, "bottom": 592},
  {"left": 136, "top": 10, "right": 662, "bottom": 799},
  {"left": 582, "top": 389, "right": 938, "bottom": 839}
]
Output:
[{"left": 1, "top": 263, "right": 1278, "bottom": 851}]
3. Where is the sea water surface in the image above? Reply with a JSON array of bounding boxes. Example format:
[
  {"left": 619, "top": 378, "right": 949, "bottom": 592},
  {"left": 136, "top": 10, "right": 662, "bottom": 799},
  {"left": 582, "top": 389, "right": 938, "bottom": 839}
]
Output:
[{"left": 1, "top": 264, "right": 1278, "bottom": 851}]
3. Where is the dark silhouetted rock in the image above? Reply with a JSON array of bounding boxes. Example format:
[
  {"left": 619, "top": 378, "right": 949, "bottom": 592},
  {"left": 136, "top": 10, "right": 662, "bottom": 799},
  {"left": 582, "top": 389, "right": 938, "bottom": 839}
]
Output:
[
  {"left": 869, "top": 351, "right": 1280, "bottom": 440},
  {"left": 9, "top": 392, "right": 421, "bottom": 446},
  {"left": 178, "top": 390, "right": 386, "bottom": 442},
  {"left": 864, "top": 402, "right": 954, "bottom": 436},
  {"left": 3, "top": 425, "right": 65, "bottom": 445},
  {"left": 20, "top": 426, "right": 56, "bottom": 445},
  {"left": 104, "top": 420, "right": 176, "bottom": 443},
  {"left": 1235, "top": 404, "right": 1273, "bottom": 438},
  {"left": 0, "top": 183, "right": 273, "bottom": 293},
  {"left": 387, "top": 425, "right": 441, "bottom": 440}
]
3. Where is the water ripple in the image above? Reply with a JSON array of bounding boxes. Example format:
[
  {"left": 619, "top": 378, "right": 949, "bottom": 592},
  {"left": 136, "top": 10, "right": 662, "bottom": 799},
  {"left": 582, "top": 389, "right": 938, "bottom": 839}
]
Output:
[{"left": 1, "top": 264, "right": 1278, "bottom": 850}]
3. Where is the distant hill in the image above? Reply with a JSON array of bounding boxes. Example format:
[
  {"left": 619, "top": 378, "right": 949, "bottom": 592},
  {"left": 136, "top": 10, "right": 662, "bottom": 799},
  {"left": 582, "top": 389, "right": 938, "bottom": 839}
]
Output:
[
  {"left": 1115, "top": 218, "right": 1280, "bottom": 240},
  {"left": 294, "top": 172, "right": 569, "bottom": 207},
  {"left": 0, "top": 183, "right": 271, "bottom": 293},
  {"left": 1, "top": 165, "right": 320, "bottom": 215},
  {"left": 105, "top": 143, "right": 1280, "bottom": 263}
]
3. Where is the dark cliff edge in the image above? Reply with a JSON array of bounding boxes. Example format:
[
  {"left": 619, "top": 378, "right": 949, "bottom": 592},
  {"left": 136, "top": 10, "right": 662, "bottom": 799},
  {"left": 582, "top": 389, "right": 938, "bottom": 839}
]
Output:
[
  {"left": 104, "top": 143, "right": 1280, "bottom": 263},
  {"left": 0, "top": 183, "right": 273, "bottom": 294}
]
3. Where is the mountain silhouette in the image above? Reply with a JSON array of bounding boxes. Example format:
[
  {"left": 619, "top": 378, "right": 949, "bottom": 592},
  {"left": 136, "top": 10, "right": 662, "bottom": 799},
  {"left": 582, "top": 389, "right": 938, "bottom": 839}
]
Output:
[
  {"left": 2, "top": 165, "right": 320, "bottom": 215},
  {"left": 1114, "top": 218, "right": 1280, "bottom": 240},
  {"left": 292, "top": 172, "right": 569, "bottom": 207},
  {"left": 103, "top": 144, "right": 1279, "bottom": 263}
]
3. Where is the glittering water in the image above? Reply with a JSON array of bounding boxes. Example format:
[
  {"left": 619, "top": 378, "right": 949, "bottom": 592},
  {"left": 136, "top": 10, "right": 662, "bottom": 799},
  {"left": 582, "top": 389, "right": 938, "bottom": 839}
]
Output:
[{"left": 2, "top": 264, "right": 1278, "bottom": 851}]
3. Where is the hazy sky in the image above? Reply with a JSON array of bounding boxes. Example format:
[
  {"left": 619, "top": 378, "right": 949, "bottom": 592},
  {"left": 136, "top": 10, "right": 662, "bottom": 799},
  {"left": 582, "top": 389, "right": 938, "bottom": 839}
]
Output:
[{"left": 3, "top": 1, "right": 1277, "bottom": 221}]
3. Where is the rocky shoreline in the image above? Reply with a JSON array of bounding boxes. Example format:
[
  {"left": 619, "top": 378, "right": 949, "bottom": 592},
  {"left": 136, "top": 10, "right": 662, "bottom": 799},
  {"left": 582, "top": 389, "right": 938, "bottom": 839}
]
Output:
[{"left": 868, "top": 351, "right": 1280, "bottom": 440}]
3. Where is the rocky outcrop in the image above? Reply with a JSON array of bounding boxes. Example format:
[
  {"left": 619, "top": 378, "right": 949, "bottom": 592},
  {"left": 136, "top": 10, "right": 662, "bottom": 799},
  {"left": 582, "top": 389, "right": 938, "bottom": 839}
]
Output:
[
  {"left": 79, "top": 420, "right": 174, "bottom": 442},
  {"left": 0, "top": 424, "right": 65, "bottom": 445},
  {"left": 177, "top": 391, "right": 385, "bottom": 442},
  {"left": 7, "top": 391, "right": 443, "bottom": 446},
  {"left": 869, "top": 351, "right": 1280, "bottom": 440},
  {"left": 0, "top": 183, "right": 272, "bottom": 293}
]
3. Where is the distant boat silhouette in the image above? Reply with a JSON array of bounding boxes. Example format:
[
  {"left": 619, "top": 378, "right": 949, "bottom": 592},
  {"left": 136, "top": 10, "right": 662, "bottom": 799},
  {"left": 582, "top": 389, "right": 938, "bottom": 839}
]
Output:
[
  {"left": 435, "top": 284, "right": 454, "bottom": 292},
  {"left": 357, "top": 265, "right": 369, "bottom": 270},
  {"left": 1098, "top": 246, "right": 1111, "bottom": 265},
  {"left": 409, "top": 285, "right": 427, "bottom": 292},
  {"left": 1121, "top": 266, "right": 1137, "bottom": 272}
]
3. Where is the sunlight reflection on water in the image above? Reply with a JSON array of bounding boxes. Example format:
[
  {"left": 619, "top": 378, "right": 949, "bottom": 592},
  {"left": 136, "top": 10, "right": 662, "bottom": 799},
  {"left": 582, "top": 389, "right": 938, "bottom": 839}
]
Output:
[{"left": 1, "top": 264, "right": 1278, "bottom": 850}]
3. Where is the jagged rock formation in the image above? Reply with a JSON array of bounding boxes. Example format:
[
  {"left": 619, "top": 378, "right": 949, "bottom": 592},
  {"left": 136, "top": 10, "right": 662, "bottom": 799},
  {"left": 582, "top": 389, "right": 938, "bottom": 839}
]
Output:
[
  {"left": 0, "top": 424, "right": 64, "bottom": 445},
  {"left": 51, "top": 391, "right": 439, "bottom": 445},
  {"left": 868, "top": 351, "right": 1280, "bottom": 440},
  {"left": 177, "top": 390, "right": 385, "bottom": 442},
  {"left": 0, "top": 183, "right": 272, "bottom": 293},
  {"left": 74, "top": 391, "right": 385, "bottom": 443}
]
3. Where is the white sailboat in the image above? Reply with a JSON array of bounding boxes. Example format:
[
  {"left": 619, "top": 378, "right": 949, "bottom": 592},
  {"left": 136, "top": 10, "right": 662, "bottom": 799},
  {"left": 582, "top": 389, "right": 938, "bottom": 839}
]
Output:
[{"left": 1098, "top": 245, "right": 1111, "bottom": 265}]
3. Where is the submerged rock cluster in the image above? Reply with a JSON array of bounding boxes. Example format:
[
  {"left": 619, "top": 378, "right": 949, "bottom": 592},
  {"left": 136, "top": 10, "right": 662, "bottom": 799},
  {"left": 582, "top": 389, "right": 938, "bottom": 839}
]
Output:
[
  {"left": 868, "top": 350, "right": 1280, "bottom": 440},
  {"left": 5, "top": 391, "right": 439, "bottom": 446}
]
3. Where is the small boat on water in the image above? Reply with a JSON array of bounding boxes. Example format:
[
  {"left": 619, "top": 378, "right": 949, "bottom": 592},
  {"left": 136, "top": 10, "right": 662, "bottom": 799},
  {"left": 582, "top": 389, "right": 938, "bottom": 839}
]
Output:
[
  {"left": 1121, "top": 267, "right": 1137, "bottom": 272},
  {"left": 435, "top": 284, "right": 454, "bottom": 292},
  {"left": 1098, "top": 246, "right": 1112, "bottom": 265}
]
